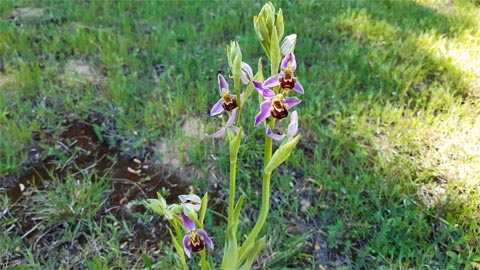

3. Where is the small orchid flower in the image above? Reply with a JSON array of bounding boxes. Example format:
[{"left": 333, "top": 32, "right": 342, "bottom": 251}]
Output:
[
  {"left": 240, "top": 62, "right": 253, "bottom": 84},
  {"left": 280, "top": 34, "right": 297, "bottom": 55},
  {"left": 181, "top": 213, "right": 214, "bottom": 258},
  {"left": 264, "top": 53, "right": 304, "bottom": 94},
  {"left": 211, "top": 74, "right": 240, "bottom": 116},
  {"left": 208, "top": 108, "right": 239, "bottom": 138},
  {"left": 267, "top": 111, "right": 298, "bottom": 141},
  {"left": 254, "top": 94, "right": 301, "bottom": 126}
]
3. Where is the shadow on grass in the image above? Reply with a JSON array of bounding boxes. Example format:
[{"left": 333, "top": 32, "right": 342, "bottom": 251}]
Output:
[{"left": 287, "top": 0, "right": 479, "bottom": 268}]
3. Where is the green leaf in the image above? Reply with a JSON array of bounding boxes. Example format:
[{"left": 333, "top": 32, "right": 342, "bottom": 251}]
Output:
[
  {"left": 92, "top": 124, "right": 104, "bottom": 142},
  {"left": 265, "top": 135, "right": 300, "bottom": 174},
  {"left": 239, "top": 237, "right": 267, "bottom": 270},
  {"left": 276, "top": 9, "right": 284, "bottom": 41},
  {"left": 233, "top": 194, "right": 245, "bottom": 225},
  {"left": 229, "top": 127, "right": 242, "bottom": 161},
  {"left": 141, "top": 253, "right": 152, "bottom": 270},
  {"left": 199, "top": 192, "right": 208, "bottom": 227},
  {"left": 221, "top": 224, "right": 239, "bottom": 270},
  {"left": 269, "top": 27, "right": 280, "bottom": 76},
  {"left": 471, "top": 255, "right": 480, "bottom": 262},
  {"left": 169, "top": 229, "right": 187, "bottom": 269}
]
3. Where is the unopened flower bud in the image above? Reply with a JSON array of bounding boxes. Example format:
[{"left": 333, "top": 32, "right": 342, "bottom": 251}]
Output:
[
  {"left": 281, "top": 34, "right": 297, "bottom": 55},
  {"left": 240, "top": 62, "right": 253, "bottom": 84},
  {"left": 227, "top": 41, "right": 242, "bottom": 80}
]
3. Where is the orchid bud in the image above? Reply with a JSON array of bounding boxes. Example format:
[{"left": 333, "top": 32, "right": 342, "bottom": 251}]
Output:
[
  {"left": 146, "top": 196, "right": 174, "bottom": 220},
  {"left": 254, "top": 2, "right": 284, "bottom": 59},
  {"left": 281, "top": 34, "right": 297, "bottom": 55},
  {"left": 227, "top": 41, "right": 242, "bottom": 81},
  {"left": 276, "top": 9, "right": 284, "bottom": 41},
  {"left": 240, "top": 62, "right": 253, "bottom": 84}
]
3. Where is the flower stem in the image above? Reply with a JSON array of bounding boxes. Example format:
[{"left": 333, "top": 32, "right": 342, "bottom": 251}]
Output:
[
  {"left": 221, "top": 136, "right": 240, "bottom": 268},
  {"left": 238, "top": 170, "right": 272, "bottom": 261},
  {"left": 264, "top": 119, "right": 274, "bottom": 166},
  {"left": 201, "top": 249, "right": 207, "bottom": 270},
  {"left": 228, "top": 154, "right": 237, "bottom": 226}
]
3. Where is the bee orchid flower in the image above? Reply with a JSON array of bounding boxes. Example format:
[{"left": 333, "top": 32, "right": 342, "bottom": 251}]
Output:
[
  {"left": 266, "top": 111, "right": 298, "bottom": 141},
  {"left": 254, "top": 94, "right": 301, "bottom": 126},
  {"left": 181, "top": 213, "right": 214, "bottom": 258},
  {"left": 208, "top": 108, "right": 239, "bottom": 138},
  {"left": 264, "top": 53, "right": 304, "bottom": 94},
  {"left": 211, "top": 74, "right": 243, "bottom": 116}
]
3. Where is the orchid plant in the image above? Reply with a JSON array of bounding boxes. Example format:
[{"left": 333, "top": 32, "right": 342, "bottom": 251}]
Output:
[{"left": 145, "top": 3, "right": 302, "bottom": 269}]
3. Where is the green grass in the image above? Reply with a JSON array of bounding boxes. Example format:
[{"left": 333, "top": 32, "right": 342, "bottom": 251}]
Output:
[{"left": 1, "top": 0, "right": 480, "bottom": 269}]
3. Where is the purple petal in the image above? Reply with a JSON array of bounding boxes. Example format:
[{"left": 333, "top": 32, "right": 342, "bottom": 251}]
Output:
[
  {"left": 210, "top": 98, "right": 225, "bottom": 116},
  {"left": 180, "top": 213, "right": 196, "bottom": 232},
  {"left": 280, "top": 34, "right": 297, "bottom": 55},
  {"left": 263, "top": 74, "right": 281, "bottom": 88},
  {"left": 293, "top": 79, "right": 304, "bottom": 94},
  {"left": 226, "top": 108, "right": 238, "bottom": 126},
  {"left": 230, "top": 126, "right": 239, "bottom": 134},
  {"left": 207, "top": 127, "right": 226, "bottom": 138},
  {"left": 218, "top": 74, "right": 229, "bottom": 95},
  {"left": 197, "top": 229, "right": 214, "bottom": 250},
  {"left": 266, "top": 126, "right": 286, "bottom": 141},
  {"left": 287, "top": 111, "right": 298, "bottom": 137},
  {"left": 283, "top": 96, "right": 301, "bottom": 109},
  {"left": 183, "top": 234, "right": 192, "bottom": 258},
  {"left": 281, "top": 53, "right": 297, "bottom": 71},
  {"left": 254, "top": 100, "right": 272, "bottom": 127},
  {"left": 253, "top": 80, "right": 275, "bottom": 98},
  {"left": 240, "top": 62, "right": 253, "bottom": 84}
]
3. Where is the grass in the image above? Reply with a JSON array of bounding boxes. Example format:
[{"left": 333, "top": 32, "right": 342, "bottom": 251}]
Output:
[{"left": 1, "top": 0, "right": 480, "bottom": 269}]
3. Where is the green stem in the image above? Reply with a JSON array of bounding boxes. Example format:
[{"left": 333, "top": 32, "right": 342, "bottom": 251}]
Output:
[
  {"left": 221, "top": 138, "right": 240, "bottom": 268},
  {"left": 201, "top": 249, "right": 207, "bottom": 270},
  {"left": 238, "top": 170, "right": 272, "bottom": 260},
  {"left": 264, "top": 119, "right": 275, "bottom": 166},
  {"left": 234, "top": 72, "right": 241, "bottom": 109},
  {"left": 234, "top": 106, "right": 242, "bottom": 126},
  {"left": 228, "top": 157, "right": 237, "bottom": 225},
  {"left": 238, "top": 109, "right": 275, "bottom": 264}
]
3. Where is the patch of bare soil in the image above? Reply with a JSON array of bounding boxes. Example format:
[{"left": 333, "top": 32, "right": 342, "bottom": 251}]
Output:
[{"left": 0, "top": 115, "right": 194, "bottom": 268}]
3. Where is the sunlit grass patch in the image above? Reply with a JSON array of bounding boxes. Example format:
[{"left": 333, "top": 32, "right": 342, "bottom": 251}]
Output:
[{"left": 415, "top": 31, "right": 480, "bottom": 97}]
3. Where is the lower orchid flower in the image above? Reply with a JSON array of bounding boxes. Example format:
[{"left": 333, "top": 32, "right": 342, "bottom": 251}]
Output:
[
  {"left": 181, "top": 213, "right": 214, "bottom": 258},
  {"left": 266, "top": 111, "right": 298, "bottom": 141},
  {"left": 208, "top": 108, "right": 239, "bottom": 138},
  {"left": 254, "top": 94, "right": 301, "bottom": 126},
  {"left": 211, "top": 74, "right": 242, "bottom": 116}
]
